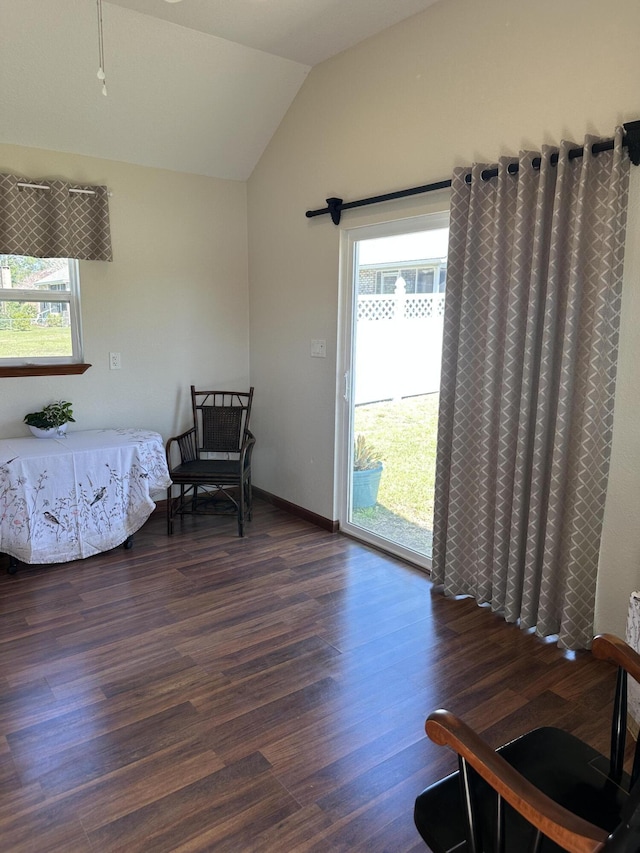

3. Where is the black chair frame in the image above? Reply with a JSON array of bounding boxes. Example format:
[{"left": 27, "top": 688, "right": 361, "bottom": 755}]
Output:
[
  {"left": 166, "top": 387, "right": 255, "bottom": 537},
  {"left": 414, "top": 634, "right": 640, "bottom": 853}
]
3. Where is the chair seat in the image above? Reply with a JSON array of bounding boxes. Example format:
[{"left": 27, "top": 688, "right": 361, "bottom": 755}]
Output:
[
  {"left": 414, "top": 726, "right": 630, "bottom": 853},
  {"left": 170, "top": 458, "right": 247, "bottom": 482}
]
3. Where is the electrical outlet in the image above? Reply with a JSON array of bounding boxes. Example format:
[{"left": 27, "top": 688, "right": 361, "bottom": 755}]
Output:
[{"left": 109, "top": 351, "right": 121, "bottom": 370}]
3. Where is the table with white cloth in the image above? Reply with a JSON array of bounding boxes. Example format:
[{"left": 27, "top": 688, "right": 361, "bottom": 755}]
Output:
[{"left": 0, "top": 428, "right": 172, "bottom": 568}]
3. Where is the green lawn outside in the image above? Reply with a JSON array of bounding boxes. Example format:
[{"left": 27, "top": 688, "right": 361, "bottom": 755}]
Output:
[
  {"left": 353, "top": 393, "right": 439, "bottom": 557},
  {"left": 0, "top": 328, "right": 72, "bottom": 358}
]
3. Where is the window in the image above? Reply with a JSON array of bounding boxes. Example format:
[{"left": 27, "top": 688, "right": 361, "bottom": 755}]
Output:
[
  {"left": 0, "top": 254, "right": 84, "bottom": 370},
  {"left": 416, "top": 268, "right": 435, "bottom": 293},
  {"left": 362, "top": 260, "right": 448, "bottom": 295},
  {"left": 437, "top": 265, "right": 447, "bottom": 292},
  {"left": 0, "top": 172, "right": 111, "bottom": 376},
  {"left": 339, "top": 212, "right": 450, "bottom": 570},
  {"left": 376, "top": 270, "right": 401, "bottom": 293}
]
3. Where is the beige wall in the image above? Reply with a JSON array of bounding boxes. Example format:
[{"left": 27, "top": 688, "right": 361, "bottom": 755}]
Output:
[
  {"left": 247, "top": 0, "right": 640, "bottom": 635},
  {"left": 0, "top": 144, "right": 250, "bottom": 453}
]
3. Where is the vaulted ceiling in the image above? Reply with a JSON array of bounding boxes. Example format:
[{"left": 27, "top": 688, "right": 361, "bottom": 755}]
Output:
[{"left": 0, "top": 0, "right": 441, "bottom": 180}]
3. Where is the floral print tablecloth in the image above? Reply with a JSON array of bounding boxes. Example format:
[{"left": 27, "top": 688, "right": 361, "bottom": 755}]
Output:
[{"left": 0, "top": 428, "right": 171, "bottom": 564}]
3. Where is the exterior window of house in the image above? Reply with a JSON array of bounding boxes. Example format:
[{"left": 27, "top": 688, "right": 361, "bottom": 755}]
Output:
[
  {"left": 416, "top": 268, "right": 435, "bottom": 293},
  {"left": 0, "top": 255, "right": 83, "bottom": 364},
  {"left": 367, "top": 262, "right": 446, "bottom": 295},
  {"left": 375, "top": 270, "right": 400, "bottom": 294}
]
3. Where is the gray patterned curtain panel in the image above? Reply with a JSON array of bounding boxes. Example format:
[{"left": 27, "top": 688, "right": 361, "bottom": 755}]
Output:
[
  {"left": 432, "top": 129, "right": 630, "bottom": 650},
  {"left": 0, "top": 173, "right": 112, "bottom": 261}
]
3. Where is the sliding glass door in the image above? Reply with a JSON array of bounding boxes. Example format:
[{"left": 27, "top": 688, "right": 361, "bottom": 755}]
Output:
[{"left": 338, "top": 213, "right": 448, "bottom": 570}]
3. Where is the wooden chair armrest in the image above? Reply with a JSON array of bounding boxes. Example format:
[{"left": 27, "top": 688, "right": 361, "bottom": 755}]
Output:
[
  {"left": 592, "top": 634, "right": 640, "bottom": 684},
  {"left": 166, "top": 427, "right": 195, "bottom": 445},
  {"left": 240, "top": 429, "right": 256, "bottom": 461},
  {"left": 165, "top": 428, "right": 196, "bottom": 464},
  {"left": 426, "top": 710, "right": 608, "bottom": 853}
]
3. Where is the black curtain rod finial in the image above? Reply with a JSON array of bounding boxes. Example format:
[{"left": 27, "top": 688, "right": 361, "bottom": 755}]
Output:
[
  {"left": 326, "top": 197, "right": 343, "bottom": 225},
  {"left": 624, "top": 121, "right": 640, "bottom": 166}
]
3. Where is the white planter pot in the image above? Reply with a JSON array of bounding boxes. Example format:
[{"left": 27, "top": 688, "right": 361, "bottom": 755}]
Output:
[{"left": 28, "top": 423, "right": 68, "bottom": 439}]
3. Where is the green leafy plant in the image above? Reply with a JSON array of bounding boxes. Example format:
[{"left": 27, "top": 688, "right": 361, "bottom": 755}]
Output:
[
  {"left": 24, "top": 400, "right": 75, "bottom": 430},
  {"left": 3, "top": 302, "right": 37, "bottom": 331},
  {"left": 353, "top": 434, "right": 383, "bottom": 471}
]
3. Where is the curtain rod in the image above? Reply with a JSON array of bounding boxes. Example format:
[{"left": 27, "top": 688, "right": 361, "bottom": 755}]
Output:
[
  {"left": 306, "top": 120, "right": 640, "bottom": 225},
  {"left": 16, "top": 182, "right": 112, "bottom": 197}
]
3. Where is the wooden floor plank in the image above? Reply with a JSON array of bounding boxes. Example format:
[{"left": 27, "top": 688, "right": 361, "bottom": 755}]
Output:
[{"left": 0, "top": 499, "right": 629, "bottom": 851}]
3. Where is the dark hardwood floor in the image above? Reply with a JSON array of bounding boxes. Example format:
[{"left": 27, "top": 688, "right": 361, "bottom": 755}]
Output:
[{"left": 0, "top": 499, "right": 623, "bottom": 852}]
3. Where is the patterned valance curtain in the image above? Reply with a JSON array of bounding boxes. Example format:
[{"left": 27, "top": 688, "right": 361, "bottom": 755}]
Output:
[
  {"left": 0, "top": 173, "right": 112, "bottom": 261},
  {"left": 432, "top": 128, "right": 630, "bottom": 650}
]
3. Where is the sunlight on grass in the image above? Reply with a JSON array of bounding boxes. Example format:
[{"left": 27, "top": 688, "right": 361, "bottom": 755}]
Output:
[
  {"left": 0, "top": 328, "right": 72, "bottom": 358},
  {"left": 353, "top": 393, "right": 439, "bottom": 557}
]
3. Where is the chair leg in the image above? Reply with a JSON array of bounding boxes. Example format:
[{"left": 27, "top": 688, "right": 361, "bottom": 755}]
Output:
[
  {"left": 238, "top": 480, "right": 245, "bottom": 537},
  {"left": 167, "top": 486, "right": 173, "bottom": 535},
  {"left": 246, "top": 475, "right": 253, "bottom": 521}
]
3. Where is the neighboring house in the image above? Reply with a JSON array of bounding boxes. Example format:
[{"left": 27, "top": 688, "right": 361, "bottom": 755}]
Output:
[
  {"left": 357, "top": 257, "right": 447, "bottom": 322},
  {"left": 358, "top": 257, "right": 447, "bottom": 295},
  {"left": 0, "top": 261, "right": 70, "bottom": 328},
  {"left": 33, "top": 266, "right": 70, "bottom": 325}
]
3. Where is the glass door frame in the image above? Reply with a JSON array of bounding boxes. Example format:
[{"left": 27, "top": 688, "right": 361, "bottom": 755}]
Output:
[{"left": 335, "top": 210, "right": 449, "bottom": 572}]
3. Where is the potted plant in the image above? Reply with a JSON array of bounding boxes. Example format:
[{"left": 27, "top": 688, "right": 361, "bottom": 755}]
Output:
[
  {"left": 352, "top": 433, "right": 383, "bottom": 509},
  {"left": 24, "top": 400, "right": 75, "bottom": 438}
]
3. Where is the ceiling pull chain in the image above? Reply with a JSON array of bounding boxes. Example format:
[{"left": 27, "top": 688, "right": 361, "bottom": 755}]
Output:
[{"left": 96, "top": 0, "right": 107, "bottom": 96}]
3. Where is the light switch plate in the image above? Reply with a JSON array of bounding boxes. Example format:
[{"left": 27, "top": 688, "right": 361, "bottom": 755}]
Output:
[{"left": 311, "top": 339, "right": 326, "bottom": 358}]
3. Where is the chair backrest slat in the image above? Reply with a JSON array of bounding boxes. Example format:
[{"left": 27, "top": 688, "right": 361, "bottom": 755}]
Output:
[
  {"left": 459, "top": 756, "right": 481, "bottom": 853},
  {"left": 191, "top": 386, "right": 253, "bottom": 456}
]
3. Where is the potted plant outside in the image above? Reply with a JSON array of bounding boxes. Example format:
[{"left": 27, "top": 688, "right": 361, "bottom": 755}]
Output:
[
  {"left": 352, "top": 434, "right": 383, "bottom": 509},
  {"left": 24, "top": 400, "right": 75, "bottom": 438}
]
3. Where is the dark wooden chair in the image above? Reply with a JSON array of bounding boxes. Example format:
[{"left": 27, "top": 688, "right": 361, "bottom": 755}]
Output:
[
  {"left": 414, "top": 634, "right": 640, "bottom": 853},
  {"left": 166, "top": 387, "right": 255, "bottom": 537}
]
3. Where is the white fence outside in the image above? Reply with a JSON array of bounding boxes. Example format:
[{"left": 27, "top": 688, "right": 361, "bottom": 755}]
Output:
[{"left": 354, "top": 292, "right": 445, "bottom": 405}]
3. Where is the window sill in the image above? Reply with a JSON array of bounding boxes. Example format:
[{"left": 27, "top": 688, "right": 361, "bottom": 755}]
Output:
[{"left": 0, "top": 363, "right": 92, "bottom": 378}]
